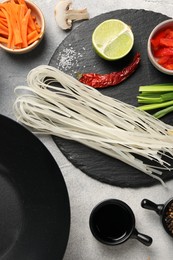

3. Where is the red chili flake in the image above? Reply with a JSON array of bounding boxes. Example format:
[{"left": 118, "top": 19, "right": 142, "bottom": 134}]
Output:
[
  {"left": 157, "top": 56, "right": 170, "bottom": 65},
  {"left": 154, "top": 47, "right": 173, "bottom": 58},
  {"left": 151, "top": 30, "right": 166, "bottom": 50},
  {"left": 78, "top": 52, "right": 141, "bottom": 88},
  {"left": 160, "top": 38, "right": 173, "bottom": 48},
  {"left": 151, "top": 27, "right": 173, "bottom": 70}
]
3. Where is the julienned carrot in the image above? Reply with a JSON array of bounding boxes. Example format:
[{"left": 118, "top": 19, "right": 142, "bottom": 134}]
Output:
[
  {"left": 28, "top": 13, "right": 37, "bottom": 31},
  {"left": 0, "top": 0, "right": 42, "bottom": 49},
  {"left": 9, "top": 2, "right": 22, "bottom": 46},
  {"left": 0, "top": 29, "right": 8, "bottom": 37},
  {"left": 0, "top": 18, "right": 7, "bottom": 26},
  {"left": 0, "top": 21, "right": 8, "bottom": 33},
  {"left": 0, "top": 10, "right": 6, "bottom": 18},
  {"left": 17, "top": 0, "right": 27, "bottom": 6},
  {"left": 1, "top": 7, "right": 13, "bottom": 48},
  {"left": 21, "top": 8, "right": 30, "bottom": 47},
  {"left": 0, "top": 35, "right": 8, "bottom": 43},
  {"left": 27, "top": 29, "right": 39, "bottom": 45}
]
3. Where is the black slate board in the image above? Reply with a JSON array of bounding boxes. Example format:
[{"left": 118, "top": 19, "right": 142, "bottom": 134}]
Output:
[{"left": 49, "top": 9, "right": 173, "bottom": 188}]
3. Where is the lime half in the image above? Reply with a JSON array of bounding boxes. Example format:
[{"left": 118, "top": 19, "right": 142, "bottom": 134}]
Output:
[{"left": 92, "top": 19, "right": 134, "bottom": 61}]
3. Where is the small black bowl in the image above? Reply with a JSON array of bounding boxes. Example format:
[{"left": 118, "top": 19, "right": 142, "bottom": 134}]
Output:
[
  {"left": 141, "top": 198, "right": 173, "bottom": 238},
  {"left": 89, "top": 199, "right": 152, "bottom": 246}
]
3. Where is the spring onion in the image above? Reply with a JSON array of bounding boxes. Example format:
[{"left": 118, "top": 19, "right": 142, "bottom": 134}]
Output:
[
  {"left": 139, "top": 84, "right": 173, "bottom": 93},
  {"left": 153, "top": 106, "right": 173, "bottom": 119},
  {"left": 137, "top": 83, "right": 173, "bottom": 118},
  {"left": 14, "top": 65, "right": 173, "bottom": 186}
]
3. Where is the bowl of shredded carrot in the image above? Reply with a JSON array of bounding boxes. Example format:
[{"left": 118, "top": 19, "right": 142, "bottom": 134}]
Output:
[{"left": 0, "top": 0, "right": 45, "bottom": 54}]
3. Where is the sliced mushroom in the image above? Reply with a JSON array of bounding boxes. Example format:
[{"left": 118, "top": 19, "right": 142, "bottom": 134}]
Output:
[{"left": 54, "top": 0, "right": 89, "bottom": 30}]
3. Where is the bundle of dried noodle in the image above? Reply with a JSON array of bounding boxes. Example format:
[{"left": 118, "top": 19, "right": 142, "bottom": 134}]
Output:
[{"left": 14, "top": 65, "right": 173, "bottom": 186}]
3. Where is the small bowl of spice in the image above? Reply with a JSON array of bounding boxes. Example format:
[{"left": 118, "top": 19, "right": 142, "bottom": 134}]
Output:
[
  {"left": 141, "top": 198, "right": 173, "bottom": 237},
  {"left": 0, "top": 0, "right": 45, "bottom": 54},
  {"left": 147, "top": 19, "right": 173, "bottom": 75}
]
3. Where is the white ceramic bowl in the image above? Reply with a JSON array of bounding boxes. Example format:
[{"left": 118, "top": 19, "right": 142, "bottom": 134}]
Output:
[
  {"left": 147, "top": 19, "right": 173, "bottom": 75},
  {"left": 0, "top": 0, "right": 45, "bottom": 54}
]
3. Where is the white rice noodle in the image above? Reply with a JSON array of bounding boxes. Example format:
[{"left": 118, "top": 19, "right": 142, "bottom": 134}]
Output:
[{"left": 14, "top": 65, "right": 173, "bottom": 186}]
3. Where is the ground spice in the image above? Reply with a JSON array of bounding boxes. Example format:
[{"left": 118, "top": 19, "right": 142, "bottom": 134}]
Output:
[{"left": 164, "top": 202, "right": 173, "bottom": 235}]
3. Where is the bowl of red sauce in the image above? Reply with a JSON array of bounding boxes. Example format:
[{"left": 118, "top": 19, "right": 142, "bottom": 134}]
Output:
[{"left": 148, "top": 19, "right": 173, "bottom": 75}]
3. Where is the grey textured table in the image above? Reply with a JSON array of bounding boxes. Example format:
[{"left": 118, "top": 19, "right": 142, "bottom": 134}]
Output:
[{"left": 1, "top": 0, "right": 173, "bottom": 259}]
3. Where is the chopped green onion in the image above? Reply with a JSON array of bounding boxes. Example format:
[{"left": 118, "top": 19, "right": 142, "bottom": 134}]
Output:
[
  {"left": 139, "top": 84, "right": 173, "bottom": 93},
  {"left": 137, "top": 92, "right": 173, "bottom": 104},
  {"left": 137, "top": 83, "right": 173, "bottom": 118},
  {"left": 153, "top": 106, "right": 173, "bottom": 119},
  {"left": 137, "top": 100, "right": 173, "bottom": 111}
]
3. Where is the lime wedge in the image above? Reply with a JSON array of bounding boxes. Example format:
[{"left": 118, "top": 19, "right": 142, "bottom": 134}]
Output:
[{"left": 92, "top": 19, "right": 134, "bottom": 60}]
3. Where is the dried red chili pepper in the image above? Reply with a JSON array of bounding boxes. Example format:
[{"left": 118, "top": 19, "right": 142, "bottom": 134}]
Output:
[{"left": 78, "top": 52, "right": 141, "bottom": 88}]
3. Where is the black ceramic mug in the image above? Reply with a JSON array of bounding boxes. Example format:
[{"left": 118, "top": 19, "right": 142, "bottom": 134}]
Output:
[{"left": 89, "top": 199, "right": 153, "bottom": 246}]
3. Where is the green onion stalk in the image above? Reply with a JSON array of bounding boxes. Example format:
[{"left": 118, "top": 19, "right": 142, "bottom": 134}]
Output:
[{"left": 137, "top": 83, "right": 173, "bottom": 119}]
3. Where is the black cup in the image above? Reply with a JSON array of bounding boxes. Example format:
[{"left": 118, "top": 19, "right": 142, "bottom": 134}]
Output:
[{"left": 89, "top": 199, "right": 152, "bottom": 246}]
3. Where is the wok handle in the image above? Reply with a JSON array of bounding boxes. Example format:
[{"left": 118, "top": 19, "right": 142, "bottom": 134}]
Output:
[{"left": 141, "top": 198, "right": 164, "bottom": 216}]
